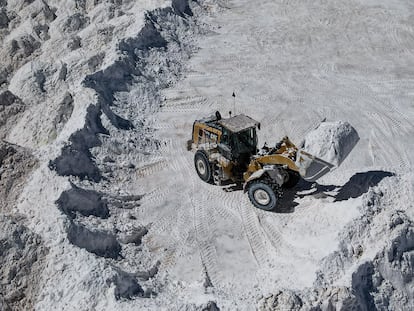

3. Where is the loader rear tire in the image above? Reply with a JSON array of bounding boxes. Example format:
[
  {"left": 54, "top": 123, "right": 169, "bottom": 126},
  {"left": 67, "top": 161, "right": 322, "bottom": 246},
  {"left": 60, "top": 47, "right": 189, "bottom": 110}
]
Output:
[
  {"left": 247, "top": 179, "right": 280, "bottom": 211},
  {"left": 283, "top": 170, "right": 300, "bottom": 189},
  {"left": 194, "top": 151, "right": 213, "bottom": 183}
]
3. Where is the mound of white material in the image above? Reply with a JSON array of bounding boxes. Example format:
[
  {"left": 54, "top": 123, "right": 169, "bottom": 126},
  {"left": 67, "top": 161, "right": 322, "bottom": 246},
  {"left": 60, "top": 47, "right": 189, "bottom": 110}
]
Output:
[{"left": 301, "top": 121, "right": 360, "bottom": 167}]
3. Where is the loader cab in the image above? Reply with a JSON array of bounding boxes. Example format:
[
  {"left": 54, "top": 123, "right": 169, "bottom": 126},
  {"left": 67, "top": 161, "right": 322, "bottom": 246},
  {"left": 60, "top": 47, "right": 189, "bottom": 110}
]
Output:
[
  {"left": 191, "top": 112, "right": 260, "bottom": 164},
  {"left": 217, "top": 114, "right": 260, "bottom": 165},
  {"left": 219, "top": 127, "right": 258, "bottom": 159}
]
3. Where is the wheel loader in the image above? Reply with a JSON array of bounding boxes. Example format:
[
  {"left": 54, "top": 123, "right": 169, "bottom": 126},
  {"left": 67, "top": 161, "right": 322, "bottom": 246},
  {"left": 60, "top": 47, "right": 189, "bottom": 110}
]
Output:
[{"left": 187, "top": 111, "right": 359, "bottom": 211}]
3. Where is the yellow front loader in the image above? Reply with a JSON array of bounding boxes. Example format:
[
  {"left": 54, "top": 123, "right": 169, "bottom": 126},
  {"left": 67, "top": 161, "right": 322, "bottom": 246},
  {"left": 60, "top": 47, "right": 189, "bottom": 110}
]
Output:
[{"left": 188, "top": 111, "right": 359, "bottom": 211}]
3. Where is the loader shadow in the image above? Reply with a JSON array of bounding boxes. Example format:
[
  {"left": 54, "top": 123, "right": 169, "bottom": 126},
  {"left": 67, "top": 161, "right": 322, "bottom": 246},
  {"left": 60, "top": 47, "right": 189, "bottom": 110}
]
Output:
[{"left": 273, "top": 170, "right": 395, "bottom": 214}]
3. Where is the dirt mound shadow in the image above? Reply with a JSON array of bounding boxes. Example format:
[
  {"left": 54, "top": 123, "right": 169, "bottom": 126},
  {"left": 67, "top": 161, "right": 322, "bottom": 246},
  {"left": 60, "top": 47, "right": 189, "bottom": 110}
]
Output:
[{"left": 56, "top": 183, "right": 109, "bottom": 219}]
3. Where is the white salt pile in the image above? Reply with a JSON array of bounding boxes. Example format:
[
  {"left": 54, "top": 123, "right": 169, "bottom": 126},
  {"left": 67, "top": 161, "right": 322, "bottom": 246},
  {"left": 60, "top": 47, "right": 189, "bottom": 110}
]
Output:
[{"left": 301, "top": 121, "right": 360, "bottom": 167}]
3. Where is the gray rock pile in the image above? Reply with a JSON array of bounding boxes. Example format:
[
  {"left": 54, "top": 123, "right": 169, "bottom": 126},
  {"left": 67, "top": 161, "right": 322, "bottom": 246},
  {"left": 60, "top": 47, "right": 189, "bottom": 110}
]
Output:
[{"left": 0, "top": 215, "right": 47, "bottom": 311}]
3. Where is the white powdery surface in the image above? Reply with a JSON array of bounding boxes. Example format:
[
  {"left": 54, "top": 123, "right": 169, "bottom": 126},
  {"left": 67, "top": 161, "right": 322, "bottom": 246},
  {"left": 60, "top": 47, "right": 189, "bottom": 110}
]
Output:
[
  {"left": 301, "top": 121, "right": 360, "bottom": 167},
  {"left": 1, "top": 0, "right": 414, "bottom": 310}
]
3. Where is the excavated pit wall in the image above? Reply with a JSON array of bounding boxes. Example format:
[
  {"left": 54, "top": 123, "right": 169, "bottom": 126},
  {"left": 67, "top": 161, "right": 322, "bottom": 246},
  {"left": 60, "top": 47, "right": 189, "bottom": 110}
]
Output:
[
  {"left": 0, "top": 142, "right": 47, "bottom": 311},
  {"left": 0, "top": 3, "right": 50, "bottom": 307},
  {"left": 0, "top": 215, "right": 48, "bottom": 311}
]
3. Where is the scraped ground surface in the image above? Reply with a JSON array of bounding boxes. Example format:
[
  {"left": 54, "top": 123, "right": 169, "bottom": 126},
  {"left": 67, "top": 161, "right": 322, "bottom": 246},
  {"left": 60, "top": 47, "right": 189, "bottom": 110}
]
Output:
[{"left": 1, "top": 0, "right": 414, "bottom": 310}]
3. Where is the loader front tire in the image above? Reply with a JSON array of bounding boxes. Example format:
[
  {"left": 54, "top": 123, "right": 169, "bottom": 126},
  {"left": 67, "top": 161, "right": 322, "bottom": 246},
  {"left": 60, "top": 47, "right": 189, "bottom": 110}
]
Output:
[
  {"left": 247, "top": 179, "right": 280, "bottom": 211},
  {"left": 194, "top": 151, "right": 213, "bottom": 183}
]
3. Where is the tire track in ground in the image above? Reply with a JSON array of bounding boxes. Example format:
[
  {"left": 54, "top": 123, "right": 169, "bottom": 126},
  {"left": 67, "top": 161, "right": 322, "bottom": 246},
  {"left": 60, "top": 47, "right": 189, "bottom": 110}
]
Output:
[
  {"left": 207, "top": 186, "right": 241, "bottom": 221},
  {"left": 326, "top": 76, "right": 413, "bottom": 172},
  {"left": 152, "top": 122, "right": 177, "bottom": 130},
  {"left": 161, "top": 95, "right": 207, "bottom": 112},
  {"left": 140, "top": 185, "right": 173, "bottom": 206},
  {"left": 367, "top": 79, "right": 414, "bottom": 132},
  {"left": 135, "top": 159, "right": 169, "bottom": 178},
  {"left": 258, "top": 217, "right": 284, "bottom": 251},
  {"left": 255, "top": 210, "right": 301, "bottom": 258},
  {"left": 163, "top": 138, "right": 193, "bottom": 173},
  {"left": 162, "top": 102, "right": 207, "bottom": 113},
  {"left": 386, "top": 19, "right": 414, "bottom": 56},
  {"left": 361, "top": 87, "right": 411, "bottom": 172},
  {"left": 360, "top": 86, "right": 409, "bottom": 137},
  {"left": 144, "top": 188, "right": 176, "bottom": 226},
  {"left": 155, "top": 156, "right": 195, "bottom": 272},
  {"left": 141, "top": 109, "right": 194, "bottom": 271},
  {"left": 146, "top": 198, "right": 190, "bottom": 271},
  {"left": 151, "top": 99, "right": 227, "bottom": 276},
  {"left": 190, "top": 184, "right": 223, "bottom": 286},
  {"left": 344, "top": 76, "right": 413, "bottom": 131},
  {"left": 370, "top": 83, "right": 414, "bottom": 132},
  {"left": 176, "top": 131, "right": 229, "bottom": 286},
  {"left": 162, "top": 94, "right": 206, "bottom": 106},
  {"left": 181, "top": 138, "right": 225, "bottom": 285},
  {"left": 369, "top": 127, "right": 409, "bottom": 173},
  {"left": 171, "top": 163, "right": 200, "bottom": 266},
  {"left": 366, "top": 110, "right": 403, "bottom": 137},
  {"left": 368, "top": 130, "right": 379, "bottom": 167},
  {"left": 236, "top": 201, "right": 275, "bottom": 267}
]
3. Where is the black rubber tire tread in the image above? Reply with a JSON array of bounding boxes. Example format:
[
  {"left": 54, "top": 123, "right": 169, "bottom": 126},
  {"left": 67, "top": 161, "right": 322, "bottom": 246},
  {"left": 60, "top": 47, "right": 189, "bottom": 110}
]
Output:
[
  {"left": 246, "top": 178, "right": 282, "bottom": 211},
  {"left": 194, "top": 150, "right": 213, "bottom": 183},
  {"left": 283, "top": 169, "right": 301, "bottom": 189}
]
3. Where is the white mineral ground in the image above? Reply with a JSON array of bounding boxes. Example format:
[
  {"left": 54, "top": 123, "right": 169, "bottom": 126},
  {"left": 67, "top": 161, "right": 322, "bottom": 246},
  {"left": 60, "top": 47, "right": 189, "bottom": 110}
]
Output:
[{"left": 0, "top": 0, "right": 413, "bottom": 310}]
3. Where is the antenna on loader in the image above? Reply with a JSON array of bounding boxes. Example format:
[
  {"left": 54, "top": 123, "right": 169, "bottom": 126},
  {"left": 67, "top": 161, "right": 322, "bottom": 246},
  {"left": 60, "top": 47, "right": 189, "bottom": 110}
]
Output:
[{"left": 232, "top": 91, "right": 236, "bottom": 114}]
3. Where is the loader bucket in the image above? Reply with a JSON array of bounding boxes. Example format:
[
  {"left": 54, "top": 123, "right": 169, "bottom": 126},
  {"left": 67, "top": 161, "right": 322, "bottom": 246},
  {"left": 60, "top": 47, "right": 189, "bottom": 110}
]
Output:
[
  {"left": 296, "top": 151, "right": 335, "bottom": 182},
  {"left": 296, "top": 121, "right": 360, "bottom": 182}
]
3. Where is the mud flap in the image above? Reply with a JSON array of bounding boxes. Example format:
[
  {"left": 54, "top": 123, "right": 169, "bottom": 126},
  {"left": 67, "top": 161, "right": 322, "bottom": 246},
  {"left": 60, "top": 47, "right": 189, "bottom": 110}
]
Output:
[{"left": 186, "top": 139, "right": 193, "bottom": 151}]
